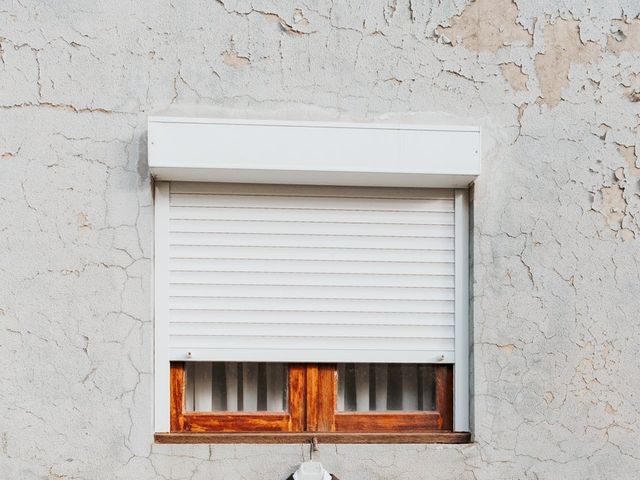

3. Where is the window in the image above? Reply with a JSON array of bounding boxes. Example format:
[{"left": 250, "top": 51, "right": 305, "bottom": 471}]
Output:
[
  {"left": 169, "top": 362, "right": 453, "bottom": 434},
  {"left": 150, "top": 116, "right": 478, "bottom": 442}
]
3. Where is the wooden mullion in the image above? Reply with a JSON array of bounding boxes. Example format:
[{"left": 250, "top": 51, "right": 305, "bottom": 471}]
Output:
[
  {"left": 170, "top": 362, "right": 186, "bottom": 432},
  {"left": 305, "top": 364, "right": 319, "bottom": 431},
  {"left": 288, "top": 364, "right": 306, "bottom": 432},
  {"left": 305, "top": 364, "right": 336, "bottom": 432},
  {"left": 435, "top": 364, "right": 454, "bottom": 430},
  {"left": 316, "top": 364, "right": 336, "bottom": 432}
]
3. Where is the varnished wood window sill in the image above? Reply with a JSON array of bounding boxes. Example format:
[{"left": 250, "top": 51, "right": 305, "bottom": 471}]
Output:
[{"left": 154, "top": 432, "right": 471, "bottom": 444}]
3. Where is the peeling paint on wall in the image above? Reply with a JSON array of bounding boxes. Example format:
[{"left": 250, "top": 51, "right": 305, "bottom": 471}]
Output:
[
  {"left": 500, "top": 63, "right": 528, "bottom": 92},
  {"left": 618, "top": 144, "right": 640, "bottom": 177},
  {"left": 221, "top": 38, "right": 251, "bottom": 68},
  {"left": 436, "top": 0, "right": 532, "bottom": 52},
  {"left": 608, "top": 19, "right": 640, "bottom": 54},
  {"left": 534, "top": 19, "right": 600, "bottom": 108},
  {"left": 594, "top": 184, "right": 627, "bottom": 230}
]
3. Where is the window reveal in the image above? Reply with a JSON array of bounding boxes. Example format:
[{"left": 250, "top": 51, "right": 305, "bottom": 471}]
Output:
[{"left": 156, "top": 181, "right": 468, "bottom": 436}]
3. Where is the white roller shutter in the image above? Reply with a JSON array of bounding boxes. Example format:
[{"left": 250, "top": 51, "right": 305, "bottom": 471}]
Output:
[{"left": 156, "top": 181, "right": 457, "bottom": 363}]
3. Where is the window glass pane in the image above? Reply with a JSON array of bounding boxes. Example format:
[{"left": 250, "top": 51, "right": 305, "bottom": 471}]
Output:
[
  {"left": 336, "top": 363, "right": 436, "bottom": 412},
  {"left": 184, "top": 362, "right": 288, "bottom": 412}
]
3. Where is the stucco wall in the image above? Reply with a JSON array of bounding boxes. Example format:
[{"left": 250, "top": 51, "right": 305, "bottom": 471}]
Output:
[{"left": 2, "top": 1, "right": 640, "bottom": 479}]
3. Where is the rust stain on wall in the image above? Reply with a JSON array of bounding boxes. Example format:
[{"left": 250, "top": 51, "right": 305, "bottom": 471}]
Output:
[
  {"left": 534, "top": 19, "right": 600, "bottom": 108},
  {"left": 436, "top": 0, "right": 532, "bottom": 53}
]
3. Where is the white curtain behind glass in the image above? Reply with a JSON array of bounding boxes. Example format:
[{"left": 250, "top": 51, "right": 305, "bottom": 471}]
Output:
[{"left": 184, "top": 362, "right": 286, "bottom": 412}]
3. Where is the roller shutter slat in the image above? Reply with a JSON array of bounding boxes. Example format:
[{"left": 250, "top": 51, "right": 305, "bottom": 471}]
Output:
[
  {"left": 171, "top": 193, "right": 455, "bottom": 212},
  {"left": 169, "top": 232, "right": 454, "bottom": 250},
  {"left": 170, "top": 258, "right": 454, "bottom": 275},
  {"left": 170, "top": 206, "right": 454, "bottom": 224},
  {"left": 169, "top": 284, "right": 454, "bottom": 301},
  {"left": 169, "top": 245, "right": 454, "bottom": 263},
  {"left": 170, "top": 181, "right": 454, "bottom": 199},
  {"left": 169, "top": 322, "right": 454, "bottom": 338},
  {"left": 170, "top": 219, "right": 454, "bottom": 237},
  {"left": 169, "top": 297, "right": 454, "bottom": 313},
  {"left": 169, "top": 271, "right": 455, "bottom": 288},
  {"left": 169, "top": 310, "right": 454, "bottom": 326}
]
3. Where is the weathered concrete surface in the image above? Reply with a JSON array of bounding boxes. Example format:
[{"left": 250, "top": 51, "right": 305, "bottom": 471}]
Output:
[{"left": 1, "top": 0, "right": 640, "bottom": 479}]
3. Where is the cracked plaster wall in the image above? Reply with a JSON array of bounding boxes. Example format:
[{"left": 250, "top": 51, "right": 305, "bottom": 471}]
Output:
[{"left": 1, "top": 0, "right": 640, "bottom": 479}]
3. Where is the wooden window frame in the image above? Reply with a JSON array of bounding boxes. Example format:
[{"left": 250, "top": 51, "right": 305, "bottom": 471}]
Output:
[
  {"left": 153, "top": 185, "right": 471, "bottom": 437},
  {"left": 159, "top": 362, "right": 469, "bottom": 443}
]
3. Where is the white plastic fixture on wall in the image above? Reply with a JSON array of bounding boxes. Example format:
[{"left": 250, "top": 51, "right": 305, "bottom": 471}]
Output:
[
  {"left": 150, "top": 115, "right": 479, "bottom": 433},
  {"left": 148, "top": 116, "right": 480, "bottom": 188}
]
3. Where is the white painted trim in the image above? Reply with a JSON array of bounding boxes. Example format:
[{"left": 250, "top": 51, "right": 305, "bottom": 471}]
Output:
[
  {"left": 154, "top": 183, "right": 170, "bottom": 432},
  {"left": 150, "top": 167, "right": 476, "bottom": 188},
  {"left": 147, "top": 117, "right": 480, "bottom": 188},
  {"left": 454, "top": 189, "right": 470, "bottom": 432}
]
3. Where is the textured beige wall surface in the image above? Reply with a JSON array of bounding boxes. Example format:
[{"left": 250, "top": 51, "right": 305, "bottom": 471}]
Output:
[{"left": 1, "top": 0, "right": 640, "bottom": 479}]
